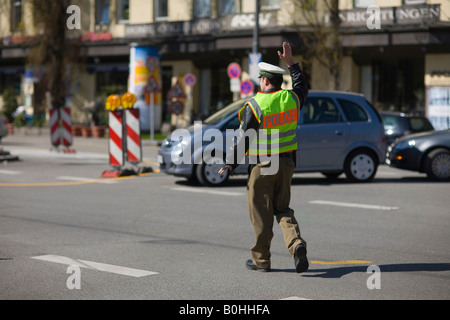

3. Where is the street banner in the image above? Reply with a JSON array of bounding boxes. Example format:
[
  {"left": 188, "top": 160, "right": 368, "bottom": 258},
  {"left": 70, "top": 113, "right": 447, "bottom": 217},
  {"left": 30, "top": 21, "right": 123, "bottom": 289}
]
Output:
[{"left": 128, "top": 45, "right": 162, "bottom": 132}]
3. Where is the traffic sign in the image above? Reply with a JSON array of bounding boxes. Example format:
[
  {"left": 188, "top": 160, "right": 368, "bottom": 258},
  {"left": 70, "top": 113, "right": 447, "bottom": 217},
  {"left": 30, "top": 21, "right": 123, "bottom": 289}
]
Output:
[
  {"left": 146, "top": 56, "right": 158, "bottom": 74},
  {"left": 146, "top": 76, "right": 160, "bottom": 93},
  {"left": 240, "top": 80, "right": 254, "bottom": 96},
  {"left": 170, "top": 100, "right": 184, "bottom": 115},
  {"left": 227, "top": 63, "right": 241, "bottom": 79},
  {"left": 183, "top": 73, "right": 196, "bottom": 87},
  {"left": 167, "top": 80, "right": 186, "bottom": 99}
]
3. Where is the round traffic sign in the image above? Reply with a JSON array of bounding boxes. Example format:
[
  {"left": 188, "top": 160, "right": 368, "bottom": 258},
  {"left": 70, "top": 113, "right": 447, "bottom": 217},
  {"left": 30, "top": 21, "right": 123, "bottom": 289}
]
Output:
[
  {"left": 227, "top": 63, "right": 241, "bottom": 79},
  {"left": 240, "top": 80, "right": 254, "bottom": 96},
  {"left": 183, "top": 73, "right": 196, "bottom": 87},
  {"left": 146, "top": 57, "right": 158, "bottom": 73},
  {"left": 170, "top": 100, "right": 184, "bottom": 115}
]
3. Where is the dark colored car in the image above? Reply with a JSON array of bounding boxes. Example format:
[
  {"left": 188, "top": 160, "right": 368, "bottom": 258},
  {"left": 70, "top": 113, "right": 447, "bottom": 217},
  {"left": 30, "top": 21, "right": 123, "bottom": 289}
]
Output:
[
  {"left": 158, "top": 91, "right": 387, "bottom": 186},
  {"left": 381, "top": 111, "right": 434, "bottom": 145},
  {"left": 387, "top": 130, "right": 450, "bottom": 181}
]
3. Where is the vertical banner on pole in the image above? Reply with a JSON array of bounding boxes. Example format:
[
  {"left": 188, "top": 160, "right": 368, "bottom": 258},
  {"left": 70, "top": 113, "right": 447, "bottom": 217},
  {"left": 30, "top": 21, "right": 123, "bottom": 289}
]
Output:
[
  {"left": 128, "top": 45, "right": 161, "bottom": 133},
  {"left": 125, "top": 108, "right": 142, "bottom": 164},
  {"left": 108, "top": 110, "right": 124, "bottom": 167}
]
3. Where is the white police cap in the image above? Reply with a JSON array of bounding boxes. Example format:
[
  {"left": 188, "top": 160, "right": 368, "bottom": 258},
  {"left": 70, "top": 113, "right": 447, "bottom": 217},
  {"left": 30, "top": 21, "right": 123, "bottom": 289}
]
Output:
[{"left": 258, "top": 62, "right": 287, "bottom": 77}]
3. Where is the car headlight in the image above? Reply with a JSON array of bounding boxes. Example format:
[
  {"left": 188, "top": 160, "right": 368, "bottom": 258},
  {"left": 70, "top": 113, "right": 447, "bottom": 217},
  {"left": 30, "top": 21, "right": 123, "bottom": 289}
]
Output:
[
  {"left": 170, "top": 138, "right": 190, "bottom": 164},
  {"left": 393, "top": 139, "right": 416, "bottom": 152}
]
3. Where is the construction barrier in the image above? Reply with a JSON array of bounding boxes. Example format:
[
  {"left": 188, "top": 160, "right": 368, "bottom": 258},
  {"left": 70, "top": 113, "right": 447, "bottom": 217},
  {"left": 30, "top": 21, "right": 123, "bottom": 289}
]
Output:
[
  {"left": 61, "top": 107, "right": 73, "bottom": 147},
  {"left": 108, "top": 110, "right": 124, "bottom": 167},
  {"left": 49, "top": 107, "right": 75, "bottom": 152},
  {"left": 125, "top": 108, "right": 142, "bottom": 164},
  {"left": 49, "top": 109, "right": 60, "bottom": 147},
  {"left": 101, "top": 93, "right": 152, "bottom": 177}
]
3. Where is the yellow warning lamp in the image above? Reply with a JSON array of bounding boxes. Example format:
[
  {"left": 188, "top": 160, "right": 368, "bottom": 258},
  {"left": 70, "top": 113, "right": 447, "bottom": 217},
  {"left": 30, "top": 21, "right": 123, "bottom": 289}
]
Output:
[
  {"left": 106, "top": 95, "right": 122, "bottom": 111},
  {"left": 121, "top": 92, "right": 137, "bottom": 109}
]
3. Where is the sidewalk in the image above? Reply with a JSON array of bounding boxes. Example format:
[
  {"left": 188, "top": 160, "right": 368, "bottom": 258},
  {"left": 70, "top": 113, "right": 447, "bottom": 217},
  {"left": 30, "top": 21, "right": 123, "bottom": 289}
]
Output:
[{"left": 0, "top": 127, "right": 163, "bottom": 163}]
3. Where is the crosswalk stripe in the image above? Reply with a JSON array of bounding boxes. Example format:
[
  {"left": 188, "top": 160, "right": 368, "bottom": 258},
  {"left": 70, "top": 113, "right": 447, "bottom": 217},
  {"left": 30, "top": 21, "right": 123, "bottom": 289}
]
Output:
[{"left": 32, "top": 255, "right": 159, "bottom": 277}]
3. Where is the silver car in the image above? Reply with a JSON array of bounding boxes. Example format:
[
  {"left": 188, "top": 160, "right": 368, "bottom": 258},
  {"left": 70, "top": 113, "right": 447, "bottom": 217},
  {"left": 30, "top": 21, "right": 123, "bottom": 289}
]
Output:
[{"left": 158, "top": 91, "right": 387, "bottom": 186}]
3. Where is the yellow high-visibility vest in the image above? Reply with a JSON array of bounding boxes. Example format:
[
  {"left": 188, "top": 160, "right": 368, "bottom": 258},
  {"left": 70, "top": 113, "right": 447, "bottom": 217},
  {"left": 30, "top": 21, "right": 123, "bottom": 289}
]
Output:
[{"left": 238, "top": 90, "right": 300, "bottom": 155}]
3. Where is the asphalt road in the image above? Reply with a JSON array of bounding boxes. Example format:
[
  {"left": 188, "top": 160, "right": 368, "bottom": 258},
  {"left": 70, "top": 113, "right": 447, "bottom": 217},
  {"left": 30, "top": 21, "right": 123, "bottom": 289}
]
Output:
[{"left": 1, "top": 132, "right": 449, "bottom": 302}]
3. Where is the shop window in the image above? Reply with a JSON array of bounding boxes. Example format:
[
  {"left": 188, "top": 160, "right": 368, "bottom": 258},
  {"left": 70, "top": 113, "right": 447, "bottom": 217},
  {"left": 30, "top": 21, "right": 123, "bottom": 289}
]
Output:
[
  {"left": 261, "top": 0, "right": 280, "bottom": 10},
  {"left": 219, "top": 0, "right": 239, "bottom": 16},
  {"left": 117, "top": 0, "right": 129, "bottom": 23},
  {"left": 10, "top": 0, "right": 22, "bottom": 31},
  {"left": 194, "top": 0, "right": 211, "bottom": 18},
  {"left": 96, "top": 71, "right": 128, "bottom": 99},
  {"left": 95, "top": 0, "right": 110, "bottom": 25},
  {"left": 338, "top": 99, "right": 368, "bottom": 122},
  {"left": 354, "top": 0, "right": 375, "bottom": 8},
  {"left": 301, "top": 98, "right": 342, "bottom": 124},
  {"left": 155, "top": 0, "right": 168, "bottom": 20}
]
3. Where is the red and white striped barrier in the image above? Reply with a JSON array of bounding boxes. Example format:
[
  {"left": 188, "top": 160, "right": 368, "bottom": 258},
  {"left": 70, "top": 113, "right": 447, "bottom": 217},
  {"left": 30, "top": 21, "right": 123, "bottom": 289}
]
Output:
[
  {"left": 49, "top": 107, "right": 74, "bottom": 150},
  {"left": 125, "top": 109, "right": 142, "bottom": 164},
  {"left": 101, "top": 93, "right": 152, "bottom": 178},
  {"left": 108, "top": 110, "right": 124, "bottom": 167},
  {"left": 60, "top": 107, "right": 73, "bottom": 147},
  {"left": 49, "top": 109, "right": 60, "bottom": 147}
]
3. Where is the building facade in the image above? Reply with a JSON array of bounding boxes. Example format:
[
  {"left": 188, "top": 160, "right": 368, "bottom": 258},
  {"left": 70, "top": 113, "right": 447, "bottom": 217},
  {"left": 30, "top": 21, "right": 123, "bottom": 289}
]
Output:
[{"left": 1, "top": 0, "right": 449, "bottom": 130}]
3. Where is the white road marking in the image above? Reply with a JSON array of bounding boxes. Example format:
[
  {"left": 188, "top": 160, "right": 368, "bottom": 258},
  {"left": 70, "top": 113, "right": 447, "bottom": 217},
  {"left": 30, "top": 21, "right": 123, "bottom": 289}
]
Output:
[
  {"left": 0, "top": 169, "right": 22, "bottom": 175},
  {"left": 170, "top": 186, "right": 243, "bottom": 197},
  {"left": 310, "top": 200, "right": 399, "bottom": 211},
  {"left": 32, "top": 255, "right": 159, "bottom": 277},
  {"left": 280, "top": 296, "right": 311, "bottom": 300},
  {"left": 57, "top": 176, "right": 118, "bottom": 184}
]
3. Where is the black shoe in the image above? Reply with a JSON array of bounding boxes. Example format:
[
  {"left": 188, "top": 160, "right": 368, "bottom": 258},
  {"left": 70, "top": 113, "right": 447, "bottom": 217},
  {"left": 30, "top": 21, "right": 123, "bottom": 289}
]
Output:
[
  {"left": 294, "top": 244, "right": 309, "bottom": 273},
  {"left": 246, "top": 259, "right": 270, "bottom": 272}
]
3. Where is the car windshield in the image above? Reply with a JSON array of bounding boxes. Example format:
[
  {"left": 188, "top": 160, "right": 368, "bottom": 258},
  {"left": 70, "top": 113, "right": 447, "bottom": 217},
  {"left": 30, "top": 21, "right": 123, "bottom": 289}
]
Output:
[
  {"left": 381, "top": 114, "right": 403, "bottom": 130},
  {"left": 203, "top": 99, "right": 247, "bottom": 125},
  {"left": 409, "top": 117, "right": 434, "bottom": 132}
]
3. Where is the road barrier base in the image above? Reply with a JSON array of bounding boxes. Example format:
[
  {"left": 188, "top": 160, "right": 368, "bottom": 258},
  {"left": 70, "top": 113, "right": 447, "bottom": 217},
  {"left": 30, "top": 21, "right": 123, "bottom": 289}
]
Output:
[
  {"left": 0, "top": 149, "right": 19, "bottom": 161},
  {"left": 138, "top": 166, "right": 154, "bottom": 175},
  {"left": 100, "top": 168, "right": 138, "bottom": 178}
]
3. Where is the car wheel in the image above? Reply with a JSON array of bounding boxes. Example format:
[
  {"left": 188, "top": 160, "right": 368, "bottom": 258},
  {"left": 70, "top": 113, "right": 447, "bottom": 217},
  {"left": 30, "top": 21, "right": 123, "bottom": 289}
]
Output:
[
  {"left": 195, "top": 158, "right": 229, "bottom": 186},
  {"left": 424, "top": 148, "right": 450, "bottom": 181},
  {"left": 344, "top": 150, "right": 377, "bottom": 182}
]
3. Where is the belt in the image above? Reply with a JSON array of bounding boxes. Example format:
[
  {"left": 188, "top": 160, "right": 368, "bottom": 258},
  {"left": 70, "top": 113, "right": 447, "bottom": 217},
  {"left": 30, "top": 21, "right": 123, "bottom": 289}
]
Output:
[
  {"left": 252, "top": 152, "right": 295, "bottom": 164},
  {"left": 279, "top": 152, "right": 295, "bottom": 159}
]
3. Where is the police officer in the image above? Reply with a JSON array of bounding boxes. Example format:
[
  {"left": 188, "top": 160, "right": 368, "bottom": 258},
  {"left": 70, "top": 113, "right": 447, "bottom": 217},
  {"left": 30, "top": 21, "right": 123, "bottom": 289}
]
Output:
[{"left": 219, "top": 42, "right": 309, "bottom": 273}]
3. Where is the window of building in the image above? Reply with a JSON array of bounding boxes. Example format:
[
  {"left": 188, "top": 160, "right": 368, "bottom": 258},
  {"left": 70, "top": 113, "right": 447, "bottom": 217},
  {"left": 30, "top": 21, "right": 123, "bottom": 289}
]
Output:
[
  {"left": 261, "top": 0, "right": 280, "bottom": 10},
  {"left": 354, "top": 0, "right": 376, "bottom": 8},
  {"left": 219, "top": 0, "right": 239, "bottom": 16},
  {"left": 155, "top": 0, "right": 168, "bottom": 20},
  {"left": 116, "top": 0, "right": 129, "bottom": 23},
  {"left": 338, "top": 99, "right": 368, "bottom": 122},
  {"left": 10, "top": 0, "right": 22, "bottom": 31},
  {"left": 404, "top": 0, "right": 426, "bottom": 5},
  {"left": 194, "top": 0, "right": 211, "bottom": 18},
  {"left": 95, "top": 0, "right": 110, "bottom": 25}
]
